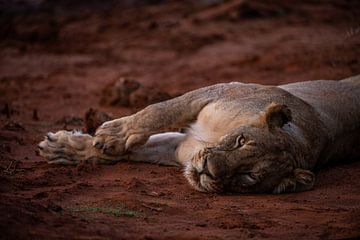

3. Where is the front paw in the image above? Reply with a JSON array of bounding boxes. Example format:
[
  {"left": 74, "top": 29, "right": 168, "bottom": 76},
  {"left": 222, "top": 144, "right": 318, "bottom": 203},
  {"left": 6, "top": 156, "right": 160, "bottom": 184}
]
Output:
[
  {"left": 93, "top": 117, "right": 149, "bottom": 156},
  {"left": 38, "top": 130, "right": 93, "bottom": 165}
]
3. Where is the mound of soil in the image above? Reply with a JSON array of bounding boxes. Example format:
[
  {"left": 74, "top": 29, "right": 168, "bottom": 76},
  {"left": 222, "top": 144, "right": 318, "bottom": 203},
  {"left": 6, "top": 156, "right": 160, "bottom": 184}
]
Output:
[{"left": 100, "top": 77, "right": 172, "bottom": 110}]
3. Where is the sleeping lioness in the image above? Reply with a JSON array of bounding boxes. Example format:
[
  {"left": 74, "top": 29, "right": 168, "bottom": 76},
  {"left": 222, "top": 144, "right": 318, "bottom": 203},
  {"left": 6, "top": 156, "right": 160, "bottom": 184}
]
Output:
[{"left": 38, "top": 75, "right": 360, "bottom": 194}]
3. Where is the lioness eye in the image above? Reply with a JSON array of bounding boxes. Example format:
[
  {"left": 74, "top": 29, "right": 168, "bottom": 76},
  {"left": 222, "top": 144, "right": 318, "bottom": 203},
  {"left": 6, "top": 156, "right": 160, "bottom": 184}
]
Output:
[
  {"left": 242, "top": 173, "right": 258, "bottom": 185},
  {"left": 233, "top": 135, "right": 245, "bottom": 149}
]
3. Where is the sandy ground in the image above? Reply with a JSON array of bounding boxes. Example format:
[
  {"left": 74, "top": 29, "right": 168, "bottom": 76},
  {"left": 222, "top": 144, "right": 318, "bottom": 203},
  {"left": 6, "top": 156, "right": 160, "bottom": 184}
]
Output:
[{"left": 0, "top": 0, "right": 360, "bottom": 239}]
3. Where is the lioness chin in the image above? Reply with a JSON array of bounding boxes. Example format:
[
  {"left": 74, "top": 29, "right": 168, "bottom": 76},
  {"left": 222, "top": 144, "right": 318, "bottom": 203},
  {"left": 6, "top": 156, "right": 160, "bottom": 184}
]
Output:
[{"left": 38, "top": 75, "right": 360, "bottom": 194}]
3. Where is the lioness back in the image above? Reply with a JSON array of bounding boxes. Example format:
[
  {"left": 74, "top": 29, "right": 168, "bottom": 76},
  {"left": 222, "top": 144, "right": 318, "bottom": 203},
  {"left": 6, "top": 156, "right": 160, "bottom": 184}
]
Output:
[{"left": 280, "top": 77, "right": 360, "bottom": 167}]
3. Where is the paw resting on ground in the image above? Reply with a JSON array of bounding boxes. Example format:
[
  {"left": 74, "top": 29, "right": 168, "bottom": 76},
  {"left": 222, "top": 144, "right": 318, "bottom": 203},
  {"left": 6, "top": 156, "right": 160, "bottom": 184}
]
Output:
[
  {"left": 93, "top": 116, "right": 149, "bottom": 156},
  {"left": 38, "top": 130, "right": 119, "bottom": 165}
]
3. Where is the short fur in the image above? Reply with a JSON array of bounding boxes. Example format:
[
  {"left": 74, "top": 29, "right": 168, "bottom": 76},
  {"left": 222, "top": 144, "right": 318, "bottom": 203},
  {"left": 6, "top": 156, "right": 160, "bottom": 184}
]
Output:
[{"left": 38, "top": 75, "right": 360, "bottom": 193}]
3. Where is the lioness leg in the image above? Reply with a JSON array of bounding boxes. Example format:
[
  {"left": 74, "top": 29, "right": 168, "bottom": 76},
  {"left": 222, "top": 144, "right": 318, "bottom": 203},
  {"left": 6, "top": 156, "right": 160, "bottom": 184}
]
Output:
[
  {"left": 93, "top": 84, "right": 228, "bottom": 156},
  {"left": 127, "top": 132, "right": 185, "bottom": 166},
  {"left": 38, "top": 130, "right": 184, "bottom": 166}
]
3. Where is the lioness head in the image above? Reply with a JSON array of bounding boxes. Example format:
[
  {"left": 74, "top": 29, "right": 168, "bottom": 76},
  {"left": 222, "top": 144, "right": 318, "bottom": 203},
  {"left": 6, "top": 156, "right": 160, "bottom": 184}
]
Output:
[{"left": 185, "top": 102, "right": 315, "bottom": 194}]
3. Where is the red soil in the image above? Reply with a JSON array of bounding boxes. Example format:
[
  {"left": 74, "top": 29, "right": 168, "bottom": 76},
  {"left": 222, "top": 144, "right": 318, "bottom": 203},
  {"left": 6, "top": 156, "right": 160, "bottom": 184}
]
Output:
[{"left": 0, "top": 1, "right": 359, "bottom": 239}]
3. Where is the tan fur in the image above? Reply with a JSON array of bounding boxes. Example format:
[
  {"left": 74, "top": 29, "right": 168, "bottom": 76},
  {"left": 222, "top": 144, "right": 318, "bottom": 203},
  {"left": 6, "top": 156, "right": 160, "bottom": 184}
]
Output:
[{"left": 38, "top": 75, "right": 360, "bottom": 194}]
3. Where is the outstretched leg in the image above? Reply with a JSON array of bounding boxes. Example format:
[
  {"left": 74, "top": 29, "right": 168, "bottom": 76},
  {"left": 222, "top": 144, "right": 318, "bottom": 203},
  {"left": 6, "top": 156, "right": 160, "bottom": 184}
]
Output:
[
  {"left": 93, "top": 83, "right": 230, "bottom": 156},
  {"left": 38, "top": 130, "right": 185, "bottom": 166},
  {"left": 127, "top": 132, "right": 185, "bottom": 166},
  {"left": 38, "top": 130, "right": 119, "bottom": 165}
]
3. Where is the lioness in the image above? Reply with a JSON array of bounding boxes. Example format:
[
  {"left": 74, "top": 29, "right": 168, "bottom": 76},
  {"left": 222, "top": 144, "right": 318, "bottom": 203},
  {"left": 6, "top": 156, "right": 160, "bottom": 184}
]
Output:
[{"left": 38, "top": 76, "right": 360, "bottom": 194}]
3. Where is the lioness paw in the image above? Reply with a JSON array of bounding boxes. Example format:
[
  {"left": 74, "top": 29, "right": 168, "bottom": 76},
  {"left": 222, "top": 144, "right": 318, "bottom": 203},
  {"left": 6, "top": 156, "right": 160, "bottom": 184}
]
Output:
[
  {"left": 38, "top": 130, "right": 119, "bottom": 165},
  {"left": 93, "top": 117, "right": 149, "bottom": 155},
  {"left": 273, "top": 169, "right": 315, "bottom": 194},
  {"left": 38, "top": 130, "right": 99, "bottom": 165}
]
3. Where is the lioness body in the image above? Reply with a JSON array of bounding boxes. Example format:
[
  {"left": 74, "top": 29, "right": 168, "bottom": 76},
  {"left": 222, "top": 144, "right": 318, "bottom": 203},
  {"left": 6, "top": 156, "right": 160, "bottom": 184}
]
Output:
[
  {"left": 281, "top": 79, "right": 360, "bottom": 168},
  {"left": 39, "top": 76, "right": 360, "bottom": 193}
]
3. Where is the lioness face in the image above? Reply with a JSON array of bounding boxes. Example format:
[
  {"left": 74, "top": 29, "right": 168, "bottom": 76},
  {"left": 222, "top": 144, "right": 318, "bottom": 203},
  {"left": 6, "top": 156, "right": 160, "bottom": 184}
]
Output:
[
  {"left": 185, "top": 103, "right": 314, "bottom": 194},
  {"left": 185, "top": 125, "right": 294, "bottom": 193}
]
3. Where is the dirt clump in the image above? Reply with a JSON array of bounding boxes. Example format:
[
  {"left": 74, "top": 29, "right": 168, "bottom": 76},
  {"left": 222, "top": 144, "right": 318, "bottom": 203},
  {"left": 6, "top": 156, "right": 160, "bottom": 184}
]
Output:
[
  {"left": 100, "top": 77, "right": 172, "bottom": 109},
  {"left": 84, "top": 108, "right": 113, "bottom": 135}
]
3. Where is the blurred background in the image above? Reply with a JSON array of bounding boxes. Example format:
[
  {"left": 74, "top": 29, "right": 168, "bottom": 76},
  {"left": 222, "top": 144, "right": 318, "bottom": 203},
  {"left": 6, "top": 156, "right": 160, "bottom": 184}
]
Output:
[{"left": 1, "top": 0, "right": 359, "bottom": 121}]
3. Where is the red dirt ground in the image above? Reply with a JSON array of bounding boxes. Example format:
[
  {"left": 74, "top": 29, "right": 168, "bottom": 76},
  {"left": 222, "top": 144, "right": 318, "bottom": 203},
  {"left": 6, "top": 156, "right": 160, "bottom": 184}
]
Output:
[{"left": 1, "top": 1, "right": 359, "bottom": 239}]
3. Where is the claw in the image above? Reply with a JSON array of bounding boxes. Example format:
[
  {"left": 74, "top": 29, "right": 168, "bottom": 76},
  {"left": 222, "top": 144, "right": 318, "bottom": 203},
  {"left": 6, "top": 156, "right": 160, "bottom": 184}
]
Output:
[
  {"left": 101, "top": 121, "right": 111, "bottom": 128},
  {"left": 46, "top": 132, "right": 57, "bottom": 142},
  {"left": 103, "top": 139, "right": 127, "bottom": 155},
  {"left": 93, "top": 140, "right": 104, "bottom": 149},
  {"left": 103, "top": 145, "right": 116, "bottom": 156},
  {"left": 72, "top": 129, "right": 82, "bottom": 135}
]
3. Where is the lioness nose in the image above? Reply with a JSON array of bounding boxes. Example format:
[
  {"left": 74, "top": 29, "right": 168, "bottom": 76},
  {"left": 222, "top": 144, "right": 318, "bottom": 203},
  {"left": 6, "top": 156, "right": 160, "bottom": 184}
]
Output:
[
  {"left": 206, "top": 152, "right": 228, "bottom": 178},
  {"left": 199, "top": 157, "right": 212, "bottom": 176}
]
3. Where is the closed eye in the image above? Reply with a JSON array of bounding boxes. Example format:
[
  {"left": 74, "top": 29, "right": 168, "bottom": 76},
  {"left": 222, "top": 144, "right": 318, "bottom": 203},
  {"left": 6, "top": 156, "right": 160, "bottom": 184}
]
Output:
[
  {"left": 232, "top": 134, "right": 245, "bottom": 149},
  {"left": 239, "top": 172, "right": 258, "bottom": 186},
  {"left": 229, "top": 171, "right": 259, "bottom": 189}
]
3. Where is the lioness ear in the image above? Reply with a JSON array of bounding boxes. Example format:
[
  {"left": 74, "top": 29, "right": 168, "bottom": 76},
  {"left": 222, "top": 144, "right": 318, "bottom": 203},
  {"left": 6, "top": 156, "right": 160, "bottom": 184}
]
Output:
[
  {"left": 273, "top": 168, "right": 315, "bottom": 194},
  {"left": 265, "top": 102, "right": 292, "bottom": 129}
]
